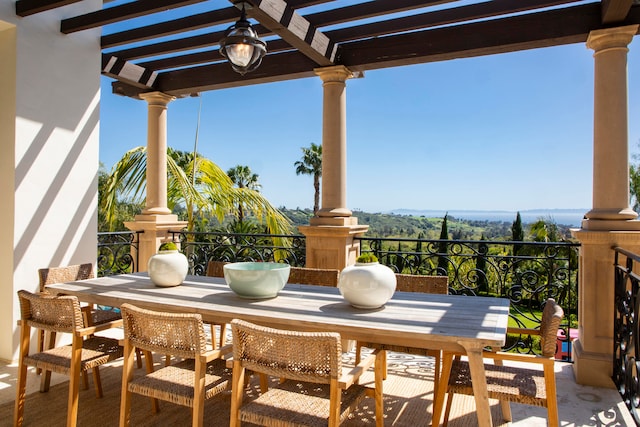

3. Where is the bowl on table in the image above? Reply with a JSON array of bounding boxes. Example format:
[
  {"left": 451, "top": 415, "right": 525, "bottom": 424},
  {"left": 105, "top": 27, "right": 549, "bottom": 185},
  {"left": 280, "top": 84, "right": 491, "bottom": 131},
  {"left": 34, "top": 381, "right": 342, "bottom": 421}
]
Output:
[{"left": 223, "top": 262, "right": 291, "bottom": 299}]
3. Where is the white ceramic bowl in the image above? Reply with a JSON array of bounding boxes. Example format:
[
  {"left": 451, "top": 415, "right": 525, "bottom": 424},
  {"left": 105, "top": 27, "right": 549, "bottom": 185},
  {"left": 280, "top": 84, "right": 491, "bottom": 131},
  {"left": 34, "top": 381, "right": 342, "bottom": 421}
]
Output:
[{"left": 223, "top": 262, "right": 291, "bottom": 299}]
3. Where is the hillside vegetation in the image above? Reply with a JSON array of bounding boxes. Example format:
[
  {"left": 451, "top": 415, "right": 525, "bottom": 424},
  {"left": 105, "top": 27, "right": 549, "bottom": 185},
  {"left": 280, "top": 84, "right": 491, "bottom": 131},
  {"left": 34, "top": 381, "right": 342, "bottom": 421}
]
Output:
[{"left": 282, "top": 208, "right": 575, "bottom": 241}]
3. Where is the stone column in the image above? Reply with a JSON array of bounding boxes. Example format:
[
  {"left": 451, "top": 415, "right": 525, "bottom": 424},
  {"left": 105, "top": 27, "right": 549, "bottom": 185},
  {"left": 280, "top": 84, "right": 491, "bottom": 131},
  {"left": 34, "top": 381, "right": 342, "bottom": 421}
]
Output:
[
  {"left": 125, "top": 92, "right": 186, "bottom": 271},
  {"left": 139, "top": 92, "right": 173, "bottom": 215},
  {"left": 299, "top": 66, "right": 368, "bottom": 271},
  {"left": 571, "top": 25, "right": 640, "bottom": 388},
  {"left": 583, "top": 25, "right": 639, "bottom": 229},
  {"left": 315, "top": 65, "right": 352, "bottom": 219}
]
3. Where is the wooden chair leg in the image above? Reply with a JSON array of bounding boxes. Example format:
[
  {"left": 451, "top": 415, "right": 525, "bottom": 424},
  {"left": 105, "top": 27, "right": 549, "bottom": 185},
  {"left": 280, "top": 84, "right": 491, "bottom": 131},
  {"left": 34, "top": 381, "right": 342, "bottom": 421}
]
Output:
[
  {"left": 544, "top": 361, "right": 560, "bottom": 427},
  {"left": 67, "top": 338, "right": 83, "bottom": 427},
  {"left": 14, "top": 326, "right": 31, "bottom": 427},
  {"left": 143, "top": 350, "right": 160, "bottom": 413},
  {"left": 40, "top": 331, "right": 57, "bottom": 392},
  {"left": 219, "top": 323, "right": 227, "bottom": 347},
  {"left": 36, "top": 329, "right": 44, "bottom": 375},
  {"left": 135, "top": 348, "right": 143, "bottom": 369},
  {"left": 92, "top": 368, "right": 103, "bottom": 398},
  {"left": 442, "top": 392, "right": 453, "bottom": 427},
  {"left": 119, "top": 343, "right": 136, "bottom": 427},
  {"left": 81, "top": 371, "right": 89, "bottom": 390}
]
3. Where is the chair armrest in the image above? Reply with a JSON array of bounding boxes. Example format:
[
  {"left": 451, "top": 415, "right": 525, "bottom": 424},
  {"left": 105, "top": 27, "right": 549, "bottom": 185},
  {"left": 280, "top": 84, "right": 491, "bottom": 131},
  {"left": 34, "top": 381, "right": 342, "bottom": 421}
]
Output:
[
  {"left": 485, "top": 350, "right": 556, "bottom": 366},
  {"left": 204, "top": 343, "right": 233, "bottom": 363},
  {"left": 507, "top": 327, "right": 541, "bottom": 336},
  {"left": 339, "top": 348, "right": 382, "bottom": 389},
  {"left": 76, "top": 318, "right": 123, "bottom": 337}
]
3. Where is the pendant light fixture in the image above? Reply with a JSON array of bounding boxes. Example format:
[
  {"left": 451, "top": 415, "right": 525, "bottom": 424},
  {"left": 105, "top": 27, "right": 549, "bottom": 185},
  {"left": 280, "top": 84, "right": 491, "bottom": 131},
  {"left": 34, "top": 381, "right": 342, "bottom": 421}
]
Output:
[{"left": 219, "top": 3, "right": 267, "bottom": 75}]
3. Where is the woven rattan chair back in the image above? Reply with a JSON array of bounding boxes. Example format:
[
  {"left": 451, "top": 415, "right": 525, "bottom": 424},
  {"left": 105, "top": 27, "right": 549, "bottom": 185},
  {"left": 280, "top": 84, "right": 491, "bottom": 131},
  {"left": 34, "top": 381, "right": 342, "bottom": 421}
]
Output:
[
  {"left": 229, "top": 319, "right": 384, "bottom": 427},
  {"left": 231, "top": 318, "right": 342, "bottom": 383},
  {"left": 540, "top": 298, "right": 565, "bottom": 357},
  {"left": 395, "top": 274, "right": 448, "bottom": 294},
  {"left": 119, "top": 304, "right": 231, "bottom": 427},
  {"left": 206, "top": 260, "right": 228, "bottom": 278},
  {"left": 121, "top": 303, "right": 207, "bottom": 359},
  {"left": 441, "top": 298, "right": 565, "bottom": 427},
  {"left": 38, "top": 263, "right": 94, "bottom": 292},
  {"left": 18, "top": 289, "right": 84, "bottom": 333},
  {"left": 15, "top": 290, "right": 123, "bottom": 427},
  {"left": 288, "top": 266, "right": 340, "bottom": 287}
]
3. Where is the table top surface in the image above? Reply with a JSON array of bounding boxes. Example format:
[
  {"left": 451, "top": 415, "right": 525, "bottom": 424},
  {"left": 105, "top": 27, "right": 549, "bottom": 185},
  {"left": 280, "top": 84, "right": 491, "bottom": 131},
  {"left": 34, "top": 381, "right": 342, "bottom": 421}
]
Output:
[{"left": 47, "top": 273, "right": 509, "bottom": 352}]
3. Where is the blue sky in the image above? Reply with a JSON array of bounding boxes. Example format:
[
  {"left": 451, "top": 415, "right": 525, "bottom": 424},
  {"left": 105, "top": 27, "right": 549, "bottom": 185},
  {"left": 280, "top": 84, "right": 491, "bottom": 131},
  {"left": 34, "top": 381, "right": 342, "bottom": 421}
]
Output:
[{"left": 100, "top": 39, "right": 640, "bottom": 213}]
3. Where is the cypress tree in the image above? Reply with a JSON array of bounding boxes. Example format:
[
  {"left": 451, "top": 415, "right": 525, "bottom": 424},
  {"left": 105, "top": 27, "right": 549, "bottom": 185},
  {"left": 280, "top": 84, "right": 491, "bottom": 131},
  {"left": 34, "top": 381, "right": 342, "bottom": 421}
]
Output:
[
  {"left": 476, "top": 234, "right": 489, "bottom": 294},
  {"left": 511, "top": 212, "right": 524, "bottom": 256},
  {"left": 437, "top": 214, "right": 449, "bottom": 276}
]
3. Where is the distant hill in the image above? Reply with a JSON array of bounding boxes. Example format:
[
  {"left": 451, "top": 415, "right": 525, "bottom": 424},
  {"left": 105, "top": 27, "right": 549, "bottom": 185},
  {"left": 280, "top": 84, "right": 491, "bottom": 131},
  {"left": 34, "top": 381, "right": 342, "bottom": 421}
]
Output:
[
  {"left": 280, "top": 208, "right": 580, "bottom": 241},
  {"left": 388, "top": 209, "right": 587, "bottom": 227}
]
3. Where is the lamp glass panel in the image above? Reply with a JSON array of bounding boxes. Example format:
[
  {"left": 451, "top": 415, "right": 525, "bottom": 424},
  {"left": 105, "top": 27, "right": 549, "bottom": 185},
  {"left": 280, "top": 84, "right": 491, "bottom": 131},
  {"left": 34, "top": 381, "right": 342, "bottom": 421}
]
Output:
[{"left": 227, "top": 43, "right": 254, "bottom": 67}]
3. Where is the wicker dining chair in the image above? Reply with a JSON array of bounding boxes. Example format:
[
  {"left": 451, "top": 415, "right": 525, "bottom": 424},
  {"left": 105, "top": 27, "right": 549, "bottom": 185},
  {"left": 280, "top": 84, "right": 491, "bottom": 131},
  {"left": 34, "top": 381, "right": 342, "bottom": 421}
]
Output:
[
  {"left": 355, "top": 274, "right": 449, "bottom": 390},
  {"left": 439, "top": 298, "right": 565, "bottom": 427},
  {"left": 119, "top": 303, "right": 232, "bottom": 427},
  {"left": 288, "top": 266, "right": 341, "bottom": 287},
  {"left": 38, "top": 264, "right": 121, "bottom": 347},
  {"left": 14, "top": 290, "right": 123, "bottom": 427},
  {"left": 229, "top": 318, "right": 384, "bottom": 427}
]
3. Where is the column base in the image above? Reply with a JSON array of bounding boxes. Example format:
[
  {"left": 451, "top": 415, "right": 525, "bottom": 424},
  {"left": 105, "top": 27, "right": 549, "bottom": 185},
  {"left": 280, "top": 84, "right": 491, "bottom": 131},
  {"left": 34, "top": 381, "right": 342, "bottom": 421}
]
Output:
[
  {"left": 317, "top": 207, "right": 353, "bottom": 218},
  {"left": 125, "top": 215, "right": 187, "bottom": 272},
  {"left": 581, "top": 218, "right": 640, "bottom": 231},
  {"left": 298, "top": 222, "right": 369, "bottom": 270},
  {"left": 572, "top": 339, "right": 616, "bottom": 388},
  {"left": 584, "top": 207, "right": 638, "bottom": 221},
  {"left": 309, "top": 216, "right": 360, "bottom": 226}
]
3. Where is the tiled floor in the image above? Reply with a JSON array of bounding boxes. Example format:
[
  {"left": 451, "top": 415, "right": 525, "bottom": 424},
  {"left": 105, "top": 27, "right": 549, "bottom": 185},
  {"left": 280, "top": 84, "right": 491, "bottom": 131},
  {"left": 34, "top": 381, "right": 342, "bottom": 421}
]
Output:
[{"left": 1, "top": 355, "right": 635, "bottom": 426}]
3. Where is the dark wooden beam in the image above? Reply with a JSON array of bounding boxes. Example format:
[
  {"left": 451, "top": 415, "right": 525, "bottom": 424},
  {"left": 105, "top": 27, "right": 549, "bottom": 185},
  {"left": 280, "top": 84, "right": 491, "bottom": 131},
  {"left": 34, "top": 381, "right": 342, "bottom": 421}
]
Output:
[
  {"left": 601, "top": 0, "right": 633, "bottom": 23},
  {"left": 327, "top": 0, "right": 580, "bottom": 43},
  {"left": 101, "top": 0, "right": 328, "bottom": 48},
  {"left": 101, "top": 8, "right": 239, "bottom": 49},
  {"left": 15, "top": 0, "right": 80, "bottom": 17},
  {"left": 115, "top": 3, "right": 640, "bottom": 97},
  {"left": 138, "top": 39, "right": 293, "bottom": 71},
  {"left": 60, "top": 0, "right": 207, "bottom": 34},
  {"left": 340, "top": 3, "right": 616, "bottom": 71}
]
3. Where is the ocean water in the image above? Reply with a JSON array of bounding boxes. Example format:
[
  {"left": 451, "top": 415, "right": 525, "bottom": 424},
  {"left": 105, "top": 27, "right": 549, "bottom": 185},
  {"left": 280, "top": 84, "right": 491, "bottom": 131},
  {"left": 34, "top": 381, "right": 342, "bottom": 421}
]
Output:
[{"left": 390, "top": 209, "right": 588, "bottom": 227}]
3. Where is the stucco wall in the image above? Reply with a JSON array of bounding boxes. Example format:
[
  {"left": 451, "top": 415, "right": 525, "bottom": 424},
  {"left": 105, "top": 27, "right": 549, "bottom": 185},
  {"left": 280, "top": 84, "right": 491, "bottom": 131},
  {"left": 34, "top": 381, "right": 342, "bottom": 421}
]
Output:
[{"left": 0, "top": 1, "right": 101, "bottom": 361}]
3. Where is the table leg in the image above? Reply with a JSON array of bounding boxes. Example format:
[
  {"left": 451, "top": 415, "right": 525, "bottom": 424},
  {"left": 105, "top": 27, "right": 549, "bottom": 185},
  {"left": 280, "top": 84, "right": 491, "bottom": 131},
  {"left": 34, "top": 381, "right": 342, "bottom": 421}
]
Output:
[
  {"left": 431, "top": 351, "right": 454, "bottom": 427},
  {"left": 462, "top": 344, "right": 492, "bottom": 427}
]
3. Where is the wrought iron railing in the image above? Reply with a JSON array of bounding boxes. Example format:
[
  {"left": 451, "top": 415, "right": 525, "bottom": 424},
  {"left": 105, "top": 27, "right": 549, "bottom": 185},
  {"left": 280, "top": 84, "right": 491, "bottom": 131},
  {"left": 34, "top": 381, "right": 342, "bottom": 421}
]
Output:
[
  {"left": 97, "top": 230, "right": 579, "bottom": 360},
  {"left": 97, "top": 231, "right": 141, "bottom": 276},
  {"left": 170, "top": 231, "right": 306, "bottom": 275},
  {"left": 358, "top": 236, "right": 579, "bottom": 359},
  {"left": 613, "top": 247, "right": 640, "bottom": 425}
]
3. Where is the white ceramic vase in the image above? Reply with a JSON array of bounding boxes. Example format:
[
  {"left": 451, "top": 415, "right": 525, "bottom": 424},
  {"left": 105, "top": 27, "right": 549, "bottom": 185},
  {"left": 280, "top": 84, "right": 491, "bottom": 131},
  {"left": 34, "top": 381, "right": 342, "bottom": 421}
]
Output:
[
  {"left": 147, "top": 250, "right": 189, "bottom": 287},
  {"left": 338, "top": 262, "right": 397, "bottom": 309}
]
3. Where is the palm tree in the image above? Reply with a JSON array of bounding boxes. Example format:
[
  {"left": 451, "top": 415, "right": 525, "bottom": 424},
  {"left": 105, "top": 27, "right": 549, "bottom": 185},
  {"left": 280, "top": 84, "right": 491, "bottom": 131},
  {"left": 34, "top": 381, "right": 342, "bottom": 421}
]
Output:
[
  {"left": 227, "top": 165, "right": 261, "bottom": 223},
  {"left": 294, "top": 143, "right": 322, "bottom": 215},
  {"left": 100, "top": 147, "right": 292, "bottom": 237}
]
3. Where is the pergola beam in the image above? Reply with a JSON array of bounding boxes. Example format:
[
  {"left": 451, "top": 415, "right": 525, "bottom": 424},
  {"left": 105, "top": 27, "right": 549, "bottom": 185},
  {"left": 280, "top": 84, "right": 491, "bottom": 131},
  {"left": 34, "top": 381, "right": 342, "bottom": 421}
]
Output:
[
  {"left": 15, "top": 0, "right": 80, "bottom": 17},
  {"left": 241, "top": 0, "right": 337, "bottom": 66},
  {"left": 601, "top": 0, "right": 633, "bottom": 23},
  {"left": 112, "top": 3, "right": 640, "bottom": 97},
  {"left": 102, "top": 55, "right": 157, "bottom": 90},
  {"left": 60, "top": 0, "right": 207, "bottom": 34}
]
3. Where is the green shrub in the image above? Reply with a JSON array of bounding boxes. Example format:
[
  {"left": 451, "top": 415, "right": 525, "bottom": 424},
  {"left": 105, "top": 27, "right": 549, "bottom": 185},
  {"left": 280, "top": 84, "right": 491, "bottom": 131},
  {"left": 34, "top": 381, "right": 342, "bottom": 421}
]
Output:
[
  {"left": 159, "top": 241, "right": 178, "bottom": 251},
  {"left": 357, "top": 253, "right": 378, "bottom": 263}
]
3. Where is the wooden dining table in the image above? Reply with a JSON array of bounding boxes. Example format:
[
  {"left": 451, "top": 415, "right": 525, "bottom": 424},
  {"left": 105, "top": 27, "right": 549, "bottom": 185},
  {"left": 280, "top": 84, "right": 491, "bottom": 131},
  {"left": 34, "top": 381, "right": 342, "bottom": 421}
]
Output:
[{"left": 46, "top": 272, "right": 510, "bottom": 427}]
